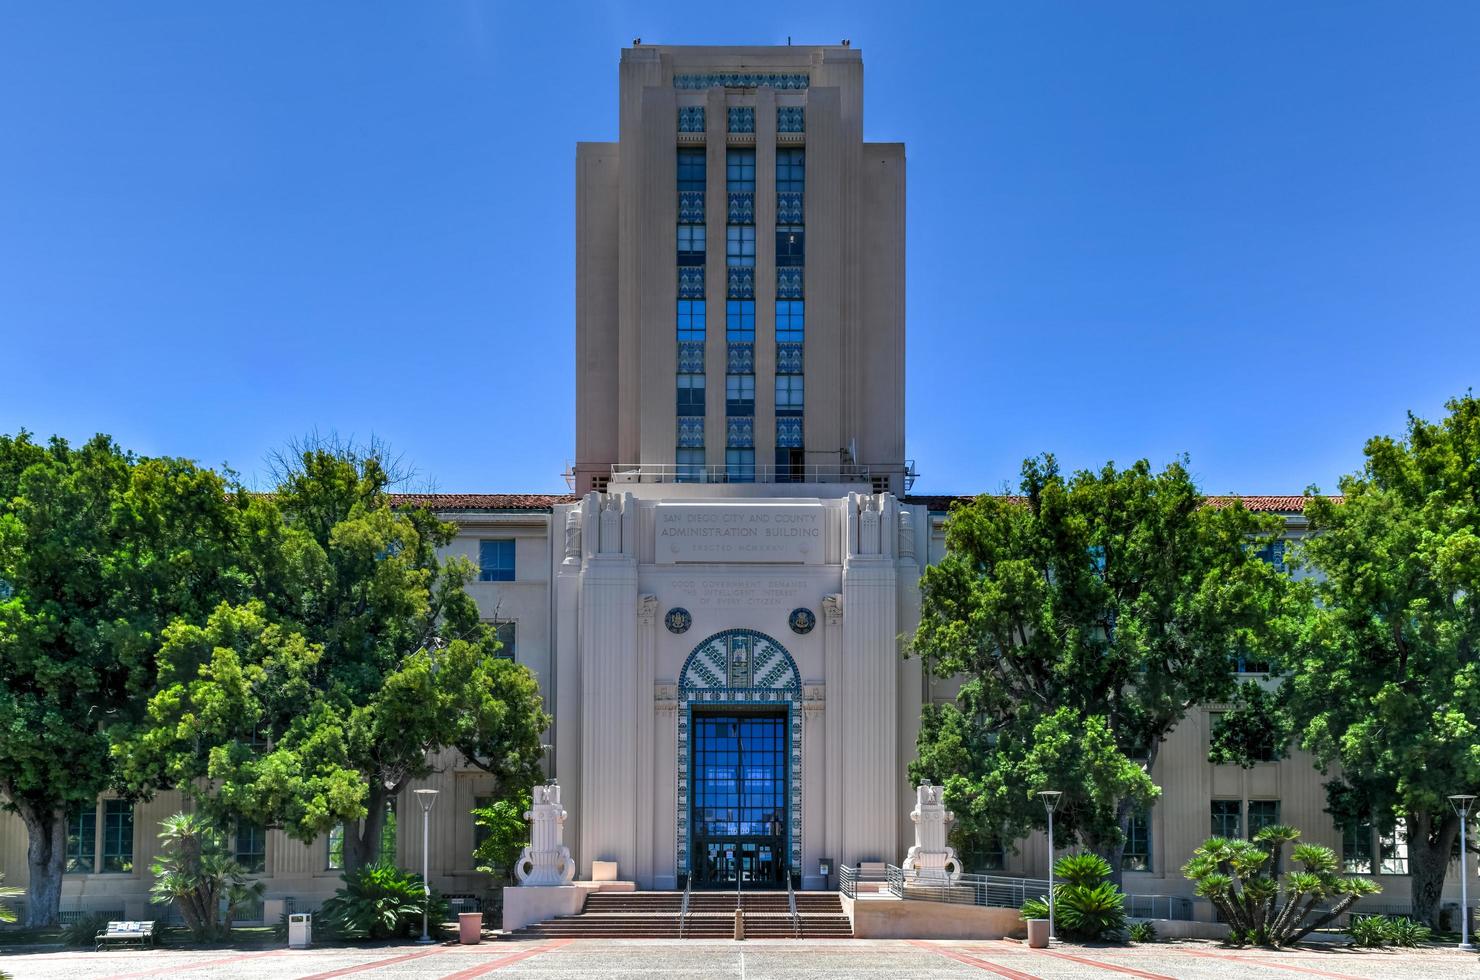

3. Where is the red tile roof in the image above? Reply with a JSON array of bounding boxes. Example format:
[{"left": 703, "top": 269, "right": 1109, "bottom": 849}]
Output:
[
  {"left": 392, "top": 492, "right": 1331, "bottom": 514},
  {"left": 904, "top": 494, "right": 1336, "bottom": 514},
  {"left": 391, "top": 493, "right": 577, "bottom": 511}
]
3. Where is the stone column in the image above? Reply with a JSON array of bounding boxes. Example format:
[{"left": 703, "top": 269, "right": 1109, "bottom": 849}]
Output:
[
  {"left": 552, "top": 501, "right": 585, "bottom": 864},
  {"left": 821, "top": 593, "right": 844, "bottom": 863},
  {"left": 635, "top": 594, "right": 658, "bottom": 887},
  {"left": 895, "top": 503, "right": 925, "bottom": 860},
  {"left": 578, "top": 492, "right": 640, "bottom": 879},
  {"left": 840, "top": 492, "right": 899, "bottom": 865}
]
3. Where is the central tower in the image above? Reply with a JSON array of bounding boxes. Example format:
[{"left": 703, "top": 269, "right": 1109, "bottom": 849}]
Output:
[{"left": 574, "top": 45, "right": 907, "bottom": 494}]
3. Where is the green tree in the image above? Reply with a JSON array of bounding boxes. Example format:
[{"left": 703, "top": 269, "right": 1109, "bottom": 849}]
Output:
[
  {"left": 118, "top": 444, "right": 549, "bottom": 871},
  {"left": 910, "top": 455, "right": 1292, "bottom": 881},
  {"left": 1279, "top": 395, "right": 1480, "bottom": 927},
  {"left": 472, "top": 791, "right": 531, "bottom": 883},
  {"left": 0, "top": 432, "right": 245, "bottom": 926}
]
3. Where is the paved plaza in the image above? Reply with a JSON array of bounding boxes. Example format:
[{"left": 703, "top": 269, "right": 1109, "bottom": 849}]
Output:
[{"left": 4, "top": 938, "right": 1479, "bottom": 980}]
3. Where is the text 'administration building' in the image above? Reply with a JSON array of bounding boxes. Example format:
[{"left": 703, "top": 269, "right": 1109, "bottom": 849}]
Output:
[{"left": 5, "top": 44, "right": 1443, "bottom": 920}]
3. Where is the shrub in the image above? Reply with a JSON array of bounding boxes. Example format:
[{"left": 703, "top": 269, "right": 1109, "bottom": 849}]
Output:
[
  {"left": 472, "top": 793, "right": 530, "bottom": 884},
  {"left": 1386, "top": 916, "right": 1432, "bottom": 947},
  {"left": 1182, "top": 825, "right": 1380, "bottom": 948},
  {"left": 1026, "top": 853, "right": 1126, "bottom": 942},
  {"left": 318, "top": 863, "right": 449, "bottom": 940},
  {"left": 1347, "top": 915, "right": 1389, "bottom": 947},
  {"left": 1128, "top": 921, "right": 1158, "bottom": 943},
  {"left": 149, "top": 812, "right": 265, "bottom": 940},
  {"left": 62, "top": 913, "right": 111, "bottom": 948}
]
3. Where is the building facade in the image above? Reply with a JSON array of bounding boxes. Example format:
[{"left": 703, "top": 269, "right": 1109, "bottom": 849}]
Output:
[{"left": 1, "top": 44, "right": 1466, "bottom": 922}]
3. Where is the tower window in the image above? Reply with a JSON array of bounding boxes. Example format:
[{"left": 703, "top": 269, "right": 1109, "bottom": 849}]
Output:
[
  {"left": 677, "top": 373, "right": 706, "bottom": 414},
  {"left": 677, "top": 299, "right": 706, "bottom": 342},
  {"left": 726, "top": 149, "right": 755, "bottom": 191}
]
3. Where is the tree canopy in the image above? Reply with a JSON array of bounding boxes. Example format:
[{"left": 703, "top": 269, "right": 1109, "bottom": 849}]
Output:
[
  {"left": 910, "top": 455, "right": 1293, "bottom": 878},
  {"left": 118, "top": 446, "right": 549, "bottom": 871},
  {"left": 1277, "top": 395, "right": 1480, "bottom": 926}
]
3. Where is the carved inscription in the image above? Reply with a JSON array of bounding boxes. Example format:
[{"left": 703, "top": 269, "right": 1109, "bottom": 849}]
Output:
[
  {"left": 655, "top": 504, "right": 823, "bottom": 564},
  {"left": 669, "top": 577, "right": 809, "bottom": 609}
]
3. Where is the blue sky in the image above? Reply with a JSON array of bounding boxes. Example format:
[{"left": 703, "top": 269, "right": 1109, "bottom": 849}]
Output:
[{"left": 2, "top": 2, "right": 1476, "bottom": 495}]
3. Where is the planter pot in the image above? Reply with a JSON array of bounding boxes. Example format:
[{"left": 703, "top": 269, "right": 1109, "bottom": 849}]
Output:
[
  {"left": 1026, "top": 918, "right": 1050, "bottom": 948},
  {"left": 458, "top": 911, "right": 483, "bottom": 945}
]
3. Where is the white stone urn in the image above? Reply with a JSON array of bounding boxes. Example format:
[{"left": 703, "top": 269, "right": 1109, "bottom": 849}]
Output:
[
  {"left": 515, "top": 783, "right": 576, "bottom": 887},
  {"left": 902, "top": 781, "right": 962, "bottom": 882}
]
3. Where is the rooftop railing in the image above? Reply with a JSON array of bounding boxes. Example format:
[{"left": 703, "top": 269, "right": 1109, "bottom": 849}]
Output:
[{"left": 607, "top": 461, "right": 917, "bottom": 490}]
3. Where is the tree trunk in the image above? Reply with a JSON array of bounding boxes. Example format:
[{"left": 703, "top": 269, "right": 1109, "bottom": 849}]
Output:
[
  {"left": 1407, "top": 811, "right": 1458, "bottom": 929},
  {"left": 342, "top": 784, "right": 391, "bottom": 874},
  {"left": 1094, "top": 796, "right": 1136, "bottom": 889},
  {"left": 17, "top": 801, "right": 66, "bottom": 929}
]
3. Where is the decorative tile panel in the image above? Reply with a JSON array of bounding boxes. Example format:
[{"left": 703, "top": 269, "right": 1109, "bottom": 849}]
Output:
[
  {"left": 678, "top": 190, "right": 705, "bottom": 224},
  {"left": 677, "top": 415, "right": 705, "bottom": 448},
  {"left": 678, "top": 105, "right": 706, "bottom": 133},
  {"left": 726, "top": 416, "right": 753, "bottom": 448},
  {"left": 776, "top": 190, "right": 804, "bottom": 223},
  {"left": 727, "top": 266, "right": 754, "bottom": 299},
  {"left": 727, "top": 191, "right": 754, "bottom": 224},
  {"left": 678, "top": 267, "right": 705, "bottom": 299},
  {"left": 776, "top": 417, "right": 803, "bottom": 449},
  {"left": 776, "top": 342, "right": 804, "bottom": 374},
  {"left": 678, "top": 341, "right": 706, "bottom": 374},
  {"left": 674, "top": 72, "right": 810, "bottom": 90},
  {"left": 726, "top": 342, "right": 753, "bottom": 374},
  {"left": 777, "top": 106, "right": 805, "bottom": 133},
  {"left": 727, "top": 106, "right": 755, "bottom": 133},
  {"left": 776, "top": 267, "right": 803, "bottom": 299}
]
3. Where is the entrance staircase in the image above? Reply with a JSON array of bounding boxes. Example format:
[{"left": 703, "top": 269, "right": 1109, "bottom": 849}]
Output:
[{"left": 501, "top": 891, "right": 852, "bottom": 940}]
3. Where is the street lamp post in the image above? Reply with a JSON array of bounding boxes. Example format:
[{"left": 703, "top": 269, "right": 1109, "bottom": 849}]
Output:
[
  {"left": 1038, "top": 790, "right": 1063, "bottom": 943},
  {"left": 1450, "top": 794, "right": 1476, "bottom": 952},
  {"left": 413, "top": 788, "right": 440, "bottom": 945}
]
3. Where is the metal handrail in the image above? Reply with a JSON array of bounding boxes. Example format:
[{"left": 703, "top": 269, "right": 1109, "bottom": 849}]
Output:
[
  {"left": 679, "top": 874, "right": 692, "bottom": 939},
  {"left": 786, "top": 873, "right": 800, "bottom": 938},
  {"left": 838, "top": 864, "right": 858, "bottom": 899},
  {"left": 606, "top": 460, "right": 918, "bottom": 487}
]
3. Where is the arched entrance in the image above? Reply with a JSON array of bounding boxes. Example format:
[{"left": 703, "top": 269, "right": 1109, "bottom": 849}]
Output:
[{"left": 677, "top": 629, "right": 802, "bottom": 888}]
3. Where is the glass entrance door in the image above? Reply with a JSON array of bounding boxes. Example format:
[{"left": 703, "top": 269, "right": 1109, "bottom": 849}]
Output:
[{"left": 690, "top": 712, "right": 788, "bottom": 888}]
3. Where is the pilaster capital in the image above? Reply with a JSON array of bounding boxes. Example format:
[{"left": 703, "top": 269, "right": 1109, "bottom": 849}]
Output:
[
  {"left": 637, "top": 593, "right": 659, "bottom": 624},
  {"left": 821, "top": 593, "right": 843, "bottom": 626}
]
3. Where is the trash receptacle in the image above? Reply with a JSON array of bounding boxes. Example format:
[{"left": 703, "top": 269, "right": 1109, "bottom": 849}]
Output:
[
  {"left": 288, "top": 913, "right": 312, "bottom": 949},
  {"left": 459, "top": 911, "right": 482, "bottom": 944}
]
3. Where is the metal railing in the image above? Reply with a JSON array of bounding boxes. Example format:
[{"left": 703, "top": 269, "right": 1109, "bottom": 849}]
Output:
[
  {"left": 1123, "top": 894, "right": 1200, "bottom": 922},
  {"left": 679, "top": 874, "right": 692, "bottom": 939},
  {"left": 786, "top": 873, "right": 800, "bottom": 938},
  {"left": 607, "top": 461, "right": 918, "bottom": 489},
  {"left": 838, "top": 863, "right": 891, "bottom": 899}
]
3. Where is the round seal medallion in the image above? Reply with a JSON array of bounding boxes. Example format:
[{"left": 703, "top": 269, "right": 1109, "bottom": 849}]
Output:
[
  {"left": 665, "top": 607, "right": 692, "bottom": 635},
  {"left": 788, "top": 607, "right": 816, "bottom": 635}
]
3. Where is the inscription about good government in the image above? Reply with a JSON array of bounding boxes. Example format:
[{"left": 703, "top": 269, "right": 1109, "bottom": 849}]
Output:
[{"left": 656, "top": 504, "right": 823, "bottom": 564}]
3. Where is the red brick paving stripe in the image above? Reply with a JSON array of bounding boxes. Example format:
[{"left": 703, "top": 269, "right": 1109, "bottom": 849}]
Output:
[
  {"left": 98, "top": 949, "right": 286, "bottom": 980},
  {"left": 905, "top": 940, "right": 1043, "bottom": 980},
  {"left": 1179, "top": 947, "right": 1371, "bottom": 980},
  {"left": 1017, "top": 945, "right": 1179, "bottom": 980},
  {"left": 436, "top": 939, "right": 571, "bottom": 980},
  {"left": 294, "top": 944, "right": 449, "bottom": 980}
]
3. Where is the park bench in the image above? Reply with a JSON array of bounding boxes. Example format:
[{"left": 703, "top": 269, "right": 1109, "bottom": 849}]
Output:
[{"left": 95, "top": 919, "right": 157, "bottom": 951}]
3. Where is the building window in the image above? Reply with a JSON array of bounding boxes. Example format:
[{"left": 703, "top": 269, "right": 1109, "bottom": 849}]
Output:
[
  {"left": 677, "top": 224, "right": 706, "bottom": 264},
  {"left": 1211, "top": 800, "right": 1241, "bottom": 839},
  {"left": 726, "top": 299, "right": 755, "bottom": 341},
  {"left": 327, "top": 824, "right": 345, "bottom": 870},
  {"left": 101, "top": 799, "right": 134, "bottom": 873},
  {"left": 775, "top": 225, "right": 805, "bottom": 266},
  {"left": 1379, "top": 820, "right": 1409, "bottom": 874},
  {"left": 1233, "top": 651, "right": 1273, "bottom": 674},
  {"left": 1123, "top": 810, "right": 1151, "bottom": 872},
  {"left": 66, "top": 804, "right": 97, "bottom": 874},
  {"left": 676, "top": 448, "right": 705, "bottom": 482},
  {"left": 677, "top": 373, "right": 706, "bottom": 414},
  {"left": 1247, "top": 800, "right": 1281, "bottom": 838},
  {"left": 776, "top": 147, "right": 805, "bottom": 193},
  {"left": 1342, "top": 819, "right": 1374, "bottom": 873},
  {"left": 726, "top": 148, "right": 755, "bottom": 191},
  {"left": 1255, "top": 540, "right": 1287, "bottom": 572},
  {"left": 677, "top": 299, "right": 706, "bottom": 342},
  {"left": 678, "top": 148, "right": 706, "bottom": 192},
  {"left": 726, "top": 447, "right": 755, "bottom": 482},
  {"left": 235, "top": 820, "right": 267, "bottom": 874},
  {"left": 492, "top": 621, "right": 516, "bottom": 661},
  {"left": 775, "top": 301, "right": 805, "bottom": 345},
  {"left": 775, "top": 375, "right": 804, "bottom": 414},
  {"left": 726, "top": 374, "right": 755, "bottom": 416},
  {"left": 478, "top": 539, "right": 515, "bottom": 582},
  {"left": 726, "top": 225, "right": 755, "bottom": 267}
]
